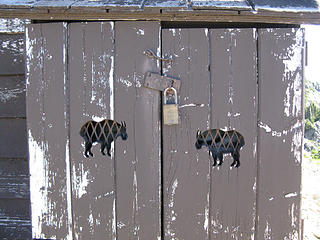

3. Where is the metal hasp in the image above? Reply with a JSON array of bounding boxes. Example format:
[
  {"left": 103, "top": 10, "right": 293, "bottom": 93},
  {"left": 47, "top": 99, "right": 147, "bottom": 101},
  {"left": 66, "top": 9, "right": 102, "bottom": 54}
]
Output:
[
  {"left": 143, "top": 72, "right": 181, "bottom": 92},
  {"left": 195, "top": 129, "right": 245, "bottom": 168},
  {"left": 163, "top": 87, "right": 179, "bottom": 125}
]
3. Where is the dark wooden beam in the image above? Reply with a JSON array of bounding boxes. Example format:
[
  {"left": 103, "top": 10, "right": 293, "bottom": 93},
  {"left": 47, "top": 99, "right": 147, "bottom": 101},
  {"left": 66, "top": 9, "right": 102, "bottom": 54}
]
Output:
[{"left": 0, "top": 7, "right": 319, "bottom": 24}]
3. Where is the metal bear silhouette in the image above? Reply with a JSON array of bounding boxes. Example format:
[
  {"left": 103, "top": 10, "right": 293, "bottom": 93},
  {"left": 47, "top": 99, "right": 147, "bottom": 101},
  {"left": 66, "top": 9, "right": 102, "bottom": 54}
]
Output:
[
  {"left": 195, "top": 129, "right": 245, "bottom": 168},
  {"left": 79, "top": 119, "right": 128, "bottom": 158}
]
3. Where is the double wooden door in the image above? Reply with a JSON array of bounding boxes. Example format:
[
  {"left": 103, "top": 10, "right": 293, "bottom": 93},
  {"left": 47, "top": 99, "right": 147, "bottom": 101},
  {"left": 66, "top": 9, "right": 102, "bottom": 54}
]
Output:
[{"left": 27, "top": 22, "right": 303, "bottom": 240}]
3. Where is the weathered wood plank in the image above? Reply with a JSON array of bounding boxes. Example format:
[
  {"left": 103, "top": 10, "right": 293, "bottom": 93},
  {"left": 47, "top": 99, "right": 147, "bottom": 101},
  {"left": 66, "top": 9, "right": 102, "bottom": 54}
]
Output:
[
  {"left": 0, "top": 75, "right": 26, "bottom": 117},
  {"left": 0, "top": 19, "right": 30, "bottom": 33},
  {"left": 69, "top": 22, "right": 115, "bottom": 240},
  {"left": 0, "top": 199, "right": 31, "bottom": 240},
  {"left": 0, "top": 33, "right": 24, "bottom": 75},
  {"left": 0, "top": 159, "right": 29, "bottom": 199},
  {"left": 26, "top": 23, "right": 71, "bottom": 240},
  {"left": 257, "top": 28, "right": 304, "bottom": 240},
  {"left": 209, "top": 28, "right": 258, "bottom": 239},
  {"left": 114, "top": 21, "right": 161, "bottom": 240},
  {"left": 162, "top": 28, "right": 211, "bottom": 240},
  {"left": 0, "top": 119, "right": 27, "bottom": 158}
]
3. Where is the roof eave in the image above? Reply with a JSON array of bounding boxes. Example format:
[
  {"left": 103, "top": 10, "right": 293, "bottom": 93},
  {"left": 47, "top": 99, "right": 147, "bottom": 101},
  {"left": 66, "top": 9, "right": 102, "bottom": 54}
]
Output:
[{"left": 0, "top": 6, "right": 320, "bottom": 25}]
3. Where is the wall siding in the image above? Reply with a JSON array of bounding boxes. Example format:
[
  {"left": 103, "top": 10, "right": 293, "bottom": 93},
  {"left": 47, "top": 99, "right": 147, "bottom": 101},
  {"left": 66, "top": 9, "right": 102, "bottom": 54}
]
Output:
[
  {"left": 0, "top": 75, "right": 26, "bottom": 117},
  {"left": 0, "top": 27, "right": 31, "bottom": 239}
]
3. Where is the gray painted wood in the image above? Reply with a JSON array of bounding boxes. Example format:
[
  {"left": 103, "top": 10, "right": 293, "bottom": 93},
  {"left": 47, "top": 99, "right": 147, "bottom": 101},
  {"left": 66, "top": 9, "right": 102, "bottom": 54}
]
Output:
[
  {"left": 0, "top": 119, "right": 27, "bottom": 158},
  {"left": 162, "top": 28, "right": 211, "bottom": 240},
  {"left": 0, "top": 75, "right": 26, "bottom": 117},
  {"left": 209, "top": 28, "right": 258, "bottom": 239},
  {"left": 0, "top": 199, "right": 31, "bottom": 240},
  {"left": 69, "top": 22, "right": 115, "bottom": 240},
  {"left": 114, "top": 21, "right": 161, "bottom": 240},
  {"left": 257, "top": 28, "right": 304, "bottom": 240},
  {"left": 26, "top": 23, "right": 71, "bottom": 240},
  {"left": 0, "top": 159, "right": 29, "bottom": 199},
  {"left": 0, "top": 33, "right": 24, "bottom": 75}
]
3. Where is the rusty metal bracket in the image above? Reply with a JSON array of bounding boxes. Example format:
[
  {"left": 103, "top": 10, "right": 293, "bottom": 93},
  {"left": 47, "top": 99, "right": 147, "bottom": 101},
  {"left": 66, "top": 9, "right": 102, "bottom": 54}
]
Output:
[{"left": 144, "top": 72, "right": 181, "bottom": 92}]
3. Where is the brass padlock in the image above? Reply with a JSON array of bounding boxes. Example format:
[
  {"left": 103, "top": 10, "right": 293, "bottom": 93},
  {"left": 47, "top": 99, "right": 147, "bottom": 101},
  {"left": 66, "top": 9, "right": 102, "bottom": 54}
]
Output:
[{"left": 163, "top": 87, "right": 179, "bottom": 125}]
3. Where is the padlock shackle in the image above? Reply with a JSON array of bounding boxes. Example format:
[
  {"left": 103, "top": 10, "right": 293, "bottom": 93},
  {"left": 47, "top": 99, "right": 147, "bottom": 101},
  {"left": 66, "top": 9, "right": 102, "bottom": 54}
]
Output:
[{"left": 164, "top": 87, "right": 178, "bottom": 104}]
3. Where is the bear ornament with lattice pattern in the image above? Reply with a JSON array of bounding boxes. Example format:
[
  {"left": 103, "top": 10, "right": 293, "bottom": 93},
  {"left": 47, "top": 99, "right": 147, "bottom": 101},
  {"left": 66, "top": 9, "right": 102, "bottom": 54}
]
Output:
[
  {"left": 80, "top": 119, "right": 128, "bottom": 158},
  {"left": 195, "top": 129, "right": 245, "bottom": 168}
]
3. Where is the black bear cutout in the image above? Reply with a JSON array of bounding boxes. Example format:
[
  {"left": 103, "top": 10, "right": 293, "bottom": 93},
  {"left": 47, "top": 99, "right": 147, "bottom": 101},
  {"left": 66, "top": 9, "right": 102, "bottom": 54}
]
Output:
[
  {"left": 195, "top": 129, "right": 245, "bottom": 168},
  {"left": 79, "top": 119, "right": 128, "bottom": 158}
]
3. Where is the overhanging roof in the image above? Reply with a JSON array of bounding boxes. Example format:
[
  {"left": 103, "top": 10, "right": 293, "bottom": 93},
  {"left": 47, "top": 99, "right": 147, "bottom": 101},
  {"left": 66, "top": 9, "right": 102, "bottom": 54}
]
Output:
[{"left": 0, "top": 0, "right": 319, "bottom": 24}]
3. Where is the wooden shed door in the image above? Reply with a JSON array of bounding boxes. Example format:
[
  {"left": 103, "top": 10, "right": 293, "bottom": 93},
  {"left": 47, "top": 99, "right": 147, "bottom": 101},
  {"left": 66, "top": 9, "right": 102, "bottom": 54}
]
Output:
[{"left": 26, "top": 22, "right": 303, "bottom": 240}]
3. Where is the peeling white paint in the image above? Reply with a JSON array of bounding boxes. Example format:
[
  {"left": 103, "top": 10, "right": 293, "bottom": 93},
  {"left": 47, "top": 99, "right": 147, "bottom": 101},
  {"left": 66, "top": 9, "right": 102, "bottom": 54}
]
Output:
[
  {"left": 252, "top": 178, "right": 257, "bottom": 193},
  {"left": 258, "top": 121, "right": 289, "bottom": 138},
  {"left": 0, "top": 87, "right": 24, "bottom": 102},
  {"left": 258, "top": 122, "right": 272, "bottom": 133},
  {"left": 169, "top": 28, "right": 176, "bottom": 37},
  {"left": 179, "top": 103, "right": 205, "bottom": 108},
  {"left": 118, "top": 77, "right": 132, "bottom": 87},
  {"left": 88, "top": 209, "right": 94, "bottom": 230},
  {"left": 76, "top": 164, "right": 90, "bottom": 199},
  {"left": 0, "top": 38, "right": 24, "bottom": 55},
  {"left": 264, "top": 221, "right": 272, "bottom": 240},
  {"left": 65, "top": 140, "right": 73, "bottom": 240},
  {"left": 28, "top": 130, "right": 47, "bottom": 239},
  {"left": 284, "top": 192, "right": 298, "bottom": 198},
  {"left": 0, "top": 18, "right": 29, "bottom": 33},
  {"left": 291, "top": 120, "right": 303, "bottom": 164},
  {"left": 112, "top": 198, "right": 117, "bottom": 240},
  {"left": 166, "top": 179, "right": 178, "bottom": 238},
  {"left": 25, "top": 27, "right": 34, "bottom": 86},
  {"left": 137, "top": 29, "right": 145, "bottom": 35},
  {"left": 117, "top": 221, "right": 126, "bottom": 229},
  {"left": 205, "top": 28, "right": 208, "bottom": 37},
  {"left": 91, "top": 115, "right": 105, "bottom": 122}
]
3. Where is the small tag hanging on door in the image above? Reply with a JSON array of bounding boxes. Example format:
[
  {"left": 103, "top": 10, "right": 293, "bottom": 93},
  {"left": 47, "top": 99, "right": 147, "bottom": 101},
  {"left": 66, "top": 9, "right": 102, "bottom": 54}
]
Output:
[{"left": 163, "top": 87, "right": 179, "bottom": 125}]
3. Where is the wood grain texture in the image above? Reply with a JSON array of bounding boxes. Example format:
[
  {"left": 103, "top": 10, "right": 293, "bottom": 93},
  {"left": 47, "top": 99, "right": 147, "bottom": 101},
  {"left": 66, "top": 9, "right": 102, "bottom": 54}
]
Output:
[
  {"left": 0, "top": 75, "right": 26, "bottom": 117},
  {"left": 0, "top": 119, "right": 27, "bottom": 158},
  {"left": 26, "top": 23, "right": 71, "bottom": 240},
  {"left": 0, "top": 199, "right": 31, "bottom": 240},
  {"left": 0, "top": 159, "right": 29, "bottom": 199},
  {"left": 114, "top": 21, "right": 161, "bottom": 240},
  {"left": 256, "top": 28, "right": 304, "bottom": 240},
  {"left": 69, "top": 22, "right": 115, "bottom": 240},
  {"left": 162, "top": 28, "right": 211, "bottom": 240},
  {"left": 209, "top": 28, "right": 258, "bottom": 239},
  {"left": 0, "top": 33, "right": 24, "bottom": 75}
]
